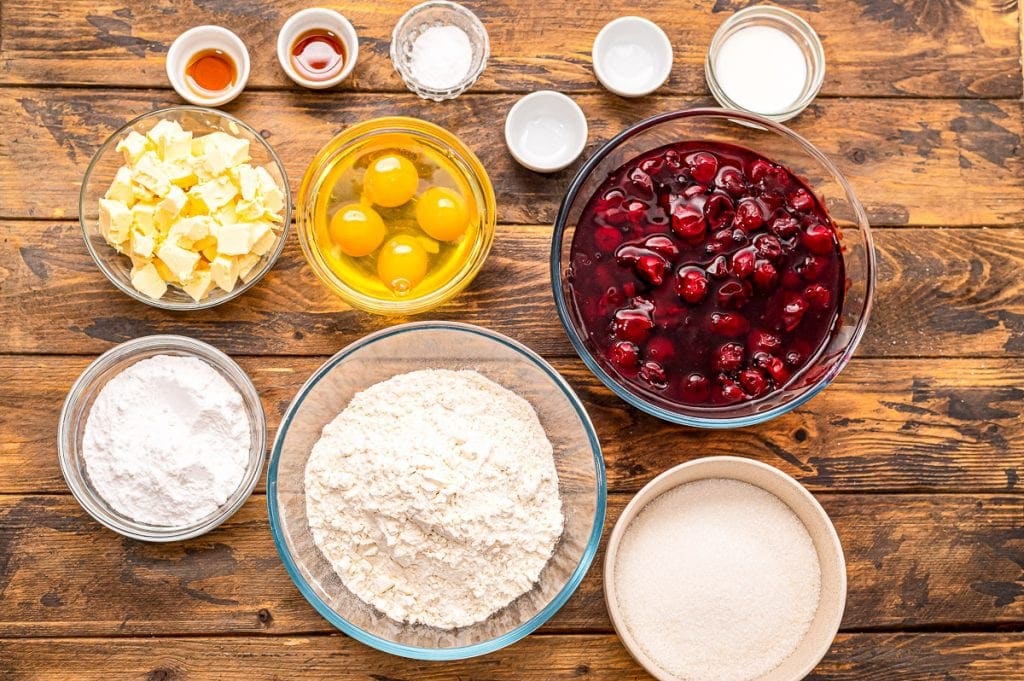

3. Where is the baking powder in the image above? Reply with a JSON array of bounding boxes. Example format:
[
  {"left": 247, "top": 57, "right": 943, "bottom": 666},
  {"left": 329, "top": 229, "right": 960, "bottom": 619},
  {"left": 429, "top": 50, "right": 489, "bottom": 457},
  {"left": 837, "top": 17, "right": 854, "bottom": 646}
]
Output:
[
  {"left": 82, "top": 354, "right": 251, "bottom": 527},
  {"left": 409, "top": 25, "right": 474, "bottom": 90},
  {"left": 713, "top": 25, "right": 808, "bottom": 115},
  {"left": 304, "top": 369, "right": 564, "bottom": 629}
]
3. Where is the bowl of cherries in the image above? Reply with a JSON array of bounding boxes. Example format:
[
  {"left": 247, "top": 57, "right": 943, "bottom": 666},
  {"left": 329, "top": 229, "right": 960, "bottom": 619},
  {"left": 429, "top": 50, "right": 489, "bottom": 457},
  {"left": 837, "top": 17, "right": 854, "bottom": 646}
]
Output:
[{"left": 552, "top": 108, "right": 875, "bottom": 428}]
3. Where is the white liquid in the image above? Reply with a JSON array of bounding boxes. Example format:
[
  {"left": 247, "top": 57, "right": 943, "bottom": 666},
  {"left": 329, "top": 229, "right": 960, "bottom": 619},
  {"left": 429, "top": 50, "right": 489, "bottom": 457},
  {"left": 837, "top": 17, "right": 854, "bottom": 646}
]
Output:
[
  {"left": 601, "top": 42, "right": 658, "bottom": 90},
  {"left": 518, "top": 115, "right": 569, "bottom": 161},
  {"left": 714, "top": 26, "right": 808, "bottom": 115}
]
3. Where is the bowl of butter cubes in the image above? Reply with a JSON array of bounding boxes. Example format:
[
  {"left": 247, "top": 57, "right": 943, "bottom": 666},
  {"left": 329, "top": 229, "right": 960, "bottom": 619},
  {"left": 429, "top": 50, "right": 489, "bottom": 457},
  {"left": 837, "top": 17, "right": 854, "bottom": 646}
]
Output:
[{"left": 79, "top": 106, "right": 291, "bottom": 309}]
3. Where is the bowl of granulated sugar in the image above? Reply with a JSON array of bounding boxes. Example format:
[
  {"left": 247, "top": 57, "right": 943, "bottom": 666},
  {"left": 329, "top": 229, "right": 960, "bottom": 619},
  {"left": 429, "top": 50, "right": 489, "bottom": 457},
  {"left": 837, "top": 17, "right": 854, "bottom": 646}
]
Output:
[{"left": 604, "top": 456, "right": 845, "bottom": 681}]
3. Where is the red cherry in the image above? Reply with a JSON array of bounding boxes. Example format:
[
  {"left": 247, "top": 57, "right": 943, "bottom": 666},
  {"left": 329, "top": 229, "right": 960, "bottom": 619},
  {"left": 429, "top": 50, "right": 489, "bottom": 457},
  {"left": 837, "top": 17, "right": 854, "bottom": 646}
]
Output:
[
  {"left": 688, "top": 152, "right": 719, "bottom": 184},
  {"left": 675, "top": 266, "right": 709, "bottom": 304},
  {"left": 769, "top": 214, "right": 800, "bottom": 239},
  {"left": 594, "top": 226, "right": 623, "bottom": 252},
  {"left": 704, "top": 193, "right": 735, "bottom": 229},
  {"left": 716, "top": 375, "right": 747, "bottom": 404},
  {"left": 788, "top": 188, "right": 815, "bottom": 213},
  {"left": 781, "top": 293, "right": 808, "bottom": 331},
  {"left": 748, "top": 329, "right": 782, "bottom": 354},
  {"left": 640, "top": 156, "right": 665, "bottom": 177},
  {"left": 682, "top": 372, "right": 711, "bottom": 401},
  {"left": 730, "top": 247, "right": 756, "bottom": 279},
  {"left": 628, "top": 167, "right": 654, "bottom": 197},
  {"left": 796, "top": 254, "right": 828, "bottom": 281},
  {"left": 734, "top": 199, "right": 765, "bottom": 231},
  {"left": 645, "top": 336, "right": 676, "bottom": 363},
  {"left": 764, "top": 356, "right": 791, "bottom": 384},
  {"left": 710, "top": 311, "right": 749, "bottom": 336},
  {"left": 663, "top": 150, "right": 683, "bottom": 170},
  {"left": 643, "top": 234, "right": 680, "bottom": 260},
  {"left": 753, "top": 259, "right": 778, "bottom": 290},
  {"left": 713, "top": 342, "right": 745, "bottom": 372},
  {"left": 638, "top": 360, "right": 668, "bottom": 388},
  {"left": 749, "top": 159, "right": 775, "bottom": 183},
  {"left": 707, "top": 255, "right": 731, "bottom": 279},
  {"left": 595, "top": 188, "right": 625, "bottom": 211},
  {"left": 802, "top": 223, "right": 835, "bottom": 255},
  {"left": 739, "top": 368, "right": 770, "bottom": 397},
  {"left": 753, "top": 233, "right": 783, "bottom": 261},
  {"left": 625, "top": 200, "right": 647, "bottom": 224},
  {"left": 670, "top": 205, "right": 707, "bottom": 242},
  {"left": 717, "top": 167, "right": 746, "bottom": 197},
  {"left": 613, "top": 306, "right": 655, "bottom": 343},
  {"left": 635, "top": 253, "right": 668, "bottom": 285},
  {"left": 805, "top": 283, "right": 831, "bottom": 309},
  {"left": 683, "top": 183, "right": 708, "bottom": 199},
  {"left": 717, "top": 280, "right": 752, "bottom": 309},
  {"left": 608, "top": 341, "right": 639, "bottom": 369}
]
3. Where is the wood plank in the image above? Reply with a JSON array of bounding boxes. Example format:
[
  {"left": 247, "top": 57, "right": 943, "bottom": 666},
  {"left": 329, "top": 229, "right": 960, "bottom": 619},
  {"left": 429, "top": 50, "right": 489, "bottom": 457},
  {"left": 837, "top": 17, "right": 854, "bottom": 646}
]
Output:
[
  {"left": 4, "top": 353, "right": 1022, "bottom": 495},
  {"left": 1, "top": 494, "right": 1021, "bottom": 638},
  {"left": 0, "top": 0, "right": 1019, "bottom": 99},
  {"left": 2, "top": 89, "right": 1022, "bottom": 225},
  {"left": 4, "top": 221, "right": 1024, "bottom": 358},
  {"left": 1, "top": 634, "right": 1023, "bottom": 681}
]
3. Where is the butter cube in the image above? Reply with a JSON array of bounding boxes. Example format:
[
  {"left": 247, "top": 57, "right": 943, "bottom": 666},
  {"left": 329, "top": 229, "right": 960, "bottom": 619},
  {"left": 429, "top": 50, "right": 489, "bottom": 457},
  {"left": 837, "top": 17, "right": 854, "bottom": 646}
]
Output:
[
  {"left": 116, "top": 131, "right": 153, "bottom": 164},
  {"left": 232, "top": 164, "right": 259, "bottom": 201},
  {"left": 153, "top": 258, "right": 177, "bottom": 283},
  {"left": 155, "top": 185, "right": 188, "bottom": 230},
  {"left": 132, "top": 151, "right": 173, "bottom": 198},
  {"left": 213, "top": 222, "right": 252, "bottom": 256},
  {"left": 130, "top": 231, "right": 156, "bottom": 258},
  {"left": 98, "top": 198, "right": 132, "bottom": 245},
  {"left": 164, "top": 158, "right": 198, "bottom": 189},
  {"left": 147, "top": 119, "right": 192, "bottom": 162},
  {"left": 104, "top": 166, "right": 136, "bottom": 206},
  {"left": 250, "top": 225, "right": 277, "bottom": 257},
  {"left": 128, "top": 253, "right": 151, "bottom": 269},
  {"left": 190, "top": 176, "right": 238, "bottom": 213},
  {"left": 210, "top": 255, "right": 240, "bottom": 293},
  {"left": 234, "top": 198, "right": 265, "bottom": 222},
  {"left": 214, "top": 202, "right": 240, "bottom": 225},
  {"left": 156, "top": 240, "right": 200, "bottom": 281},
  {"left": 131, "top": 262, "right": 168, "bottom": 299},
  {"left": 255, "top": 166, "right": 285, "bottom": 217},
  {"left": 131, "top": 203, "right": 157, "bottom": 236},
  {"left": 201, "top": 244, "right": 220, "bottom": 261},
  {"left": 169, "top": 215, "right": 214, "bottom": 247},
  {"left": 182, "top": 268, "right": 216, "bottom": 302},
  {"left": 237, "top": 253, "right": 262, "bottom": 283},
  {"left": 192, "top": 235, "right": 217, "bottom": 253},
  {"left": 192, "top": 132, "right": 250, "bottom": 177}
]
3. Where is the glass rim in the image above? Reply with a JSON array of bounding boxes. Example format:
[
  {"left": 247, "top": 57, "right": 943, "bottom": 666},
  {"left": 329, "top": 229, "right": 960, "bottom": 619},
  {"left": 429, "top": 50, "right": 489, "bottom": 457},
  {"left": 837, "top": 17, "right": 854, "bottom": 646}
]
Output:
[
  {"left": 550, "top": 107, "right": 876, "bottom": 428},
  {"left": 78, "top": 105, "right": 293, "bottom": 311},
  {"left": 266, "top": 320, "right": 607, "bottom": 659},
  {"left": 57, "top": 334, "right": 268, "bottom": 541}
]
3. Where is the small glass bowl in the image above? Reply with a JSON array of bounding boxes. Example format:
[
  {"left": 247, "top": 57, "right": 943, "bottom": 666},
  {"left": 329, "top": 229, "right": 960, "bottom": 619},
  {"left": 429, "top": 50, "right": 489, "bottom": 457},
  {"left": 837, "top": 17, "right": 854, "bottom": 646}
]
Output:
[
  {"left": 79, "top": 106, "right": 292, "bottom": 310},
  {"left": 706, "top": 6, "right": 825, "bottom": 123},
  {"left": 58, "top": 335, "right": 267, "bottom": 542},
  {"left": 297, "top": 116, "right": 497, "bottom": 315},
  {"left": 552, "top": 108, "right": 875, "bottom": 428},
  {"left": 268, "top": 321, "right": 606, "bottom": 659},
  {"left": 390, "top": 0, "right": 490, "bottom": 101}
]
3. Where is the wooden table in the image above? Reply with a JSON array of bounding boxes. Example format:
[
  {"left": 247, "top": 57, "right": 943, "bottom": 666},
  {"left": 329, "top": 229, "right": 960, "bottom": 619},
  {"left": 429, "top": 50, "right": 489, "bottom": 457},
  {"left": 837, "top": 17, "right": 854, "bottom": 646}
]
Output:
[{"left": 2, "top": 0, "right": 1023, "bottom": 678}]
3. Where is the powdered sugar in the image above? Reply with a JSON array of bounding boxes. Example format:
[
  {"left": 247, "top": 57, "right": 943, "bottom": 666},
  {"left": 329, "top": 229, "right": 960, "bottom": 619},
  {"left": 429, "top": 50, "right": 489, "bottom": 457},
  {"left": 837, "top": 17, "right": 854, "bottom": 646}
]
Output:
[
  {"left": 613, "top": 478, "right": 821, "bottom": 681},
  {"left": 409, "top": 25, "right": 474, "bottom": 90},
  {"left": 304, "top": 369, "right": 563, "bottom": 629},
  {"left": 82, "top": 354, "right": 251, "bottom": 527}
]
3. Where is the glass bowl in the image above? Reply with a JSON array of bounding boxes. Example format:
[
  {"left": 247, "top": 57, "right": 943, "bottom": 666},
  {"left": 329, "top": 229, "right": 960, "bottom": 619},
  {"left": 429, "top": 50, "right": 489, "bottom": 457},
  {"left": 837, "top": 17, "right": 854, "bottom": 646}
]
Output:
[
  {"left": 551, "top": 108, "right": 875, "bottom": 428},
  {"left": 58, "top": 335, "right": 267, "bottom": 542},
  {"left": 79, "top": 106, "right": 292, "bottom": 310},
  {"left": 390, "top": 0, "right": 490, "bottom": 101},
  {"left": 267, "top": 321, "right": 606, "bottom": 659},
  {"left": 296, "top": 117, "right": 497, "bottom": 315}
]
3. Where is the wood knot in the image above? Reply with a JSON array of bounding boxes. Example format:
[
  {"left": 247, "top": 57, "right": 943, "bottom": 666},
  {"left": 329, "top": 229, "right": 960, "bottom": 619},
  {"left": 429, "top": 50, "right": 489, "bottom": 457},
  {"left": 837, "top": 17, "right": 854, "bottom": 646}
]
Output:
[
  {"left": 793, "top": 428, "right": 808, "bottom": 443},
  {"left": 258, "top": 608, "right": 273, "bottom": 624}
]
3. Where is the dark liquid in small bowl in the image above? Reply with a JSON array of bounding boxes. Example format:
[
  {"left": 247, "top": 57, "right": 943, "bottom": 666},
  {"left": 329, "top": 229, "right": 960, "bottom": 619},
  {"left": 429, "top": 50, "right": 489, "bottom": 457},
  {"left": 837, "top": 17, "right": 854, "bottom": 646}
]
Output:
[
  {"left": 567, "top": 141, "right": 844, "bottom": 407},
  {"left": 291, "top": 29, "right": 346, "bottom": 82}
]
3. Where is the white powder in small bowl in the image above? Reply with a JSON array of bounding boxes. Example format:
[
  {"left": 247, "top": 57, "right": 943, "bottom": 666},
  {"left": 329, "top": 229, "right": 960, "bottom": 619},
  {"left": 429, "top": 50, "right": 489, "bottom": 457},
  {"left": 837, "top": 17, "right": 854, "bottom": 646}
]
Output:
[
  {"left": 613, "top": 478, "right": 821, "bottom": 681},
  {"left": 409, "top": 24, "right": 474, "bottom": 91}
]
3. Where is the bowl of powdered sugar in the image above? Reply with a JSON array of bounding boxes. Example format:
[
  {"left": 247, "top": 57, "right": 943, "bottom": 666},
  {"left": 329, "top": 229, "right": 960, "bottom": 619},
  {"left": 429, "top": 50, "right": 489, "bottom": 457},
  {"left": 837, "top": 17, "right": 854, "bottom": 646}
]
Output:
[
  {"left": 267, "top": 321, "right": 605, "bottom": 659},
  {"left": 58, "top": 335, "right": 266, "bottom": 542},
  {"left": 604, "top": 456, "right": 846, "bottom": 681}
]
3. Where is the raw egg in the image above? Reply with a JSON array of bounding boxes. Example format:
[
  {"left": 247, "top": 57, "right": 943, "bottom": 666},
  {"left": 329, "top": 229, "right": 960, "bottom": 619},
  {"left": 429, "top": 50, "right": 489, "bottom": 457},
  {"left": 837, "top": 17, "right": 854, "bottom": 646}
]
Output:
[
  {"left": 415, "top": 187, "right": 469, "bottom": 241},
  {"left": 329, "top": 203, "right": 386, "bottom": 257},
  {"left": 364, "top": 154, "right": 419, "bottom": 208},
  {"left": 377, "top": 235, "right": 428, "bottom": 293}
]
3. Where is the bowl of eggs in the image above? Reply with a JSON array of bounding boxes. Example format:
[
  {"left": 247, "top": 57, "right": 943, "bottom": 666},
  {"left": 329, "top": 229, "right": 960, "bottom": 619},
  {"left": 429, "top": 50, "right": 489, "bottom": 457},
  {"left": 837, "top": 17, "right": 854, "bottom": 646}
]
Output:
[{"left": 297, "top": 117, "right": 497, "bottom": 315}]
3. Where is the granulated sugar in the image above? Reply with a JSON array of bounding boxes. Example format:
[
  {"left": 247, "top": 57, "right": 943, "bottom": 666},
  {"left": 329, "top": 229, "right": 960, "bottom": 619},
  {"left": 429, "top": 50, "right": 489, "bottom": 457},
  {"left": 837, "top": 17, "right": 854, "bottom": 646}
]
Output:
[{"left": 613, "top": 478, "right": 821, "bottom": 681}]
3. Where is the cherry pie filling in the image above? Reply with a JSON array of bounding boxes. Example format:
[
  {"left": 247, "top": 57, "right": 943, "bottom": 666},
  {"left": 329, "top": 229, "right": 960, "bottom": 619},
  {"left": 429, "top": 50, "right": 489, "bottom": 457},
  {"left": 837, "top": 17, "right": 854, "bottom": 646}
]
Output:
[{"left": 566, "top": 141, "right": 845, "bottom": 407}]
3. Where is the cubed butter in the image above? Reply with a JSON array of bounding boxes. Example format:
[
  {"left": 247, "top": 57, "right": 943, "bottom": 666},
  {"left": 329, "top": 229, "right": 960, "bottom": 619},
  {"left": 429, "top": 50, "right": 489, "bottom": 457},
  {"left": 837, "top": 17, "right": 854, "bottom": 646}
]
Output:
[
  {"left": 169, "top": 215, "right": 213, "bottom": 247},
  {"left": 132, "top": 151, "right": 173, "bottom": 198},
  {"left": 155, "top": 185, "right": 188, "bottom": 230},
  {"left": 116, "top": 131, "right": 152, "bottom": 164},
  {"left": 213, "top": 222, "right": 252, "bottom": 256},
  {"left": 156, "top": 241, "right": 200, "bottom": 281},
  {"left": 130, "top": 231, "right": 156, "bottom": 258},
  {"left": 104, "top": 166, "right": 136, "bottom": 206},
  {"left": 251, "top": 228, "right": 278, "bottom": 257},
  {"left": 182, "top": 268, "right": 216, "bottom": 302},
  {"left": 147, "top": 119, "right": 192, "bottom": 162},
  {"left": 153, "top": 258, "right": 178, "bottom": 283},
  {"left": 234, "top": 198, "right": 265, "bottom": 222},
  {"left": 98, "top": 198, "right": 132, "bottom": 245},
  {"left": 190, "top": 176, "right": 238, "bottom": 213},
  {"left": 237, "top": 253, "right": 262, "bottom": 283},
  {"left": 210, "top": 255, "right": 240, "bottom": 293},
  {"left": 131, "top": 203, "right": 157, "bottom": 236},
  {"left": 130, "top": 262, "right": 168, "bottom": 299},
  {"left": 232, "top": 164, "right": 259, "bottom": 201}
]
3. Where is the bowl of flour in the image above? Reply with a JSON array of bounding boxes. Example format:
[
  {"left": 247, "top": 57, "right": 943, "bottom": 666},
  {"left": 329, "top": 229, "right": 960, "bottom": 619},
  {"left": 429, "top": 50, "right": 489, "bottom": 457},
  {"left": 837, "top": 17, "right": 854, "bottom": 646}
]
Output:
[
  {"left": 267, "top": 321, "right": 606, "bottom": 659},
  {"left": 58, "top": 335, "right": 267, "bottom": 542}
]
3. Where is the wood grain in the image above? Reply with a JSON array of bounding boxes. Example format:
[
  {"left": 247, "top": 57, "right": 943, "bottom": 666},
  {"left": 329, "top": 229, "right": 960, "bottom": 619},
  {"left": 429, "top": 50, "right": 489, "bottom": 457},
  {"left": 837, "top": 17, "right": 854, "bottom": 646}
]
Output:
[
  {"left": 2, "top": 353, "right": 1023, "bottom": 495},
  {"left": 2, "top": 89, "right": 1022, "bottom": 225},
  {"left": 4, "top": 221, "right": 1024, "bottom": 358},
  {"left": 1, "top": 0, "right": 1019, "bottom": 99},
  {"left": 1, "top": 634, "right": 1023, "bottom": 680},
  {"left": 2, "top": 493, "right": 1021, "bottom": 637}
]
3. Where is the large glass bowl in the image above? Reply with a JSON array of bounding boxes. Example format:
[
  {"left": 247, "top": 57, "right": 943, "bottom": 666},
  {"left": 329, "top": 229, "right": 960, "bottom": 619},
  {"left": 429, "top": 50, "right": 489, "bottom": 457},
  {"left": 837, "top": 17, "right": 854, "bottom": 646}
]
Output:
[
  {"left": 296, "top": 117, "right": 497, "bottom": 315},
  {"left": 79, "top": 106, "right": 292, "bottom": 310},
  {"left": 267, "top": 321, "right": 605, "bottom": 659},
  {"left": 552, "top": 108, "right": 875, "bottom": 428}
]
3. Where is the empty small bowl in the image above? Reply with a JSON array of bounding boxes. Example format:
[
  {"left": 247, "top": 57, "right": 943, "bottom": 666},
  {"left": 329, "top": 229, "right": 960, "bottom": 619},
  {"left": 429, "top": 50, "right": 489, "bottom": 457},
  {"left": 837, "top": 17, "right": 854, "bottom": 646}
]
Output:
[
  {"left": 166, "top": 25, "right": 250, "bottom": 107},
  {"left": 592, "top": 16, "right": 673, "bottom": 97},
  {"left": 277, "top": 7, "right": 359, "bottom": 89},
  {"left": 505, "top": 91, "right": 588, "bottom": 173},
  {"left": 604, "top": 456, "right": 846, "bottom": 680},
  {"left": 390, "top": 0, "right": 490, "bottom": 101}
]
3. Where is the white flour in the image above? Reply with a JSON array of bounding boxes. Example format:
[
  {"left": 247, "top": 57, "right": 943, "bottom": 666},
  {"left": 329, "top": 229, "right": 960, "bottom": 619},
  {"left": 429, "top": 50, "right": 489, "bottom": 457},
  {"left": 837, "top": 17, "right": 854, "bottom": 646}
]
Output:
[
  {"left": 304, "top": 369, "right": 564, "bottom": 629},
  {"left": 82, "top": 354, "right": 251, "bottom": 526}
]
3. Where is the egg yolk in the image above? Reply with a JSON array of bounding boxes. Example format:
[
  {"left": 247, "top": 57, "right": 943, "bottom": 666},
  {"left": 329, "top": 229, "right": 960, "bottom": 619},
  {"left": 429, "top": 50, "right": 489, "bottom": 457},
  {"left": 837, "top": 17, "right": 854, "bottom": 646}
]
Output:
[
  {"left": 377, "top": 235, "right": 429, "bottom": 293},
  {"left": 329, "top": 203, "right": 386, "bottom": 257},
  {"left": 415, "top": 187, "right": 470, "bottom": 242},
  {"left": 364, "top": 154, "right": 419, "bottom": 208}
]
